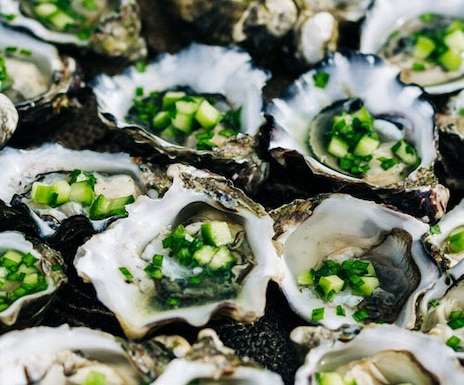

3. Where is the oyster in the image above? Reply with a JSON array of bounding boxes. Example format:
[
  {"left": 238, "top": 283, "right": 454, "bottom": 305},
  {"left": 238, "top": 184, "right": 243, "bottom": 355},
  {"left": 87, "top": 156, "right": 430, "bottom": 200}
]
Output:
[
  {"left": 270, "top": 194, "right": 440, "bottom": 330},
  {"left": 423, "top": 197, "right": 464, "bottom": 269},
  {"left": 418, "top": 259, "right": 464, "bottom": 358},
  {"left": 0, "top": 143, "right": 162, "bottom": 240},
  {"left": 0, "top": 22, "right": 82, "bottom": 130},
  {"left": 0, "top": 230, "right": 66, "bottom": 331},
  {"left": 74, "top": 163, "right": 282, "bottom": 339},
  {"left": 0, "top": 0, "right": 146, "bottom": 61},
  {"left": 91, "top": 43, "right": 270, "bottom": 193},
  {"left": 152, "top": 328, "right": 284, "bottom": 384},
  {"left": 291, "top": 323, "right": 464, "bottom": 385},
  {"left": 266, "top": 50, "right": 449, "bottom": 223},
  {"left": 360, "top": 0, "right": 464, "bottom": 94},
  {"left": 0, "top": 93, "right": 18, "bottom": 148},
  {"left": 295, "top": 0, "right": 372, "bottom": 23},
  {"left": 0, "top": 324, "right": 159, "bottom": 383}
]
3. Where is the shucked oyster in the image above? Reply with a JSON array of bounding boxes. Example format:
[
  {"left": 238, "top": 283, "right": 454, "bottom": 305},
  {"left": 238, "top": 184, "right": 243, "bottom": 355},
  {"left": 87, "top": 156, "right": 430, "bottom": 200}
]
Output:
[
  {"left": 74, "top": 163, "right": 282, "bottom": 339},
  {"left": 0, "top": 23, "right": 82, "bottom": 129},
  {"left": 91, "top": 43, "right": 270, "bottom": 193},
  {"left": 291, "top": 323, "right": 464, "bottom": 385},
  {"left": 0, "top": 0, "right": 146, "bottom": 60},
  {"left": 360, "top": 0, "right": 464, "bottom": 95},
  {"left": 267, "top": 50, "right": 449, "bottom": 223},
  {"left": 0, "top": 93, "right": 18, "bottom": 148},
  {"left": 271, "top": 194, "right": 440, "bottom": 330},
  {"left": 0, "top": 143, "right": 161, "bottom": 241}
]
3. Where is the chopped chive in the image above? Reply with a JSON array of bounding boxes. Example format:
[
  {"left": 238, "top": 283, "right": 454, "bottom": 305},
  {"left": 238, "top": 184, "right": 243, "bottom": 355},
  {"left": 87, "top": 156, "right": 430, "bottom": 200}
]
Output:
[
  {"left": 189, "top": 276, "right": 202, "bottom": 285},
  {"left": 459, "top": 108, "right": 464, "bottom": 117},
  {"left": 1, "top": 13, "right": 16, "bottom": 22},
  {"left": 446, "top": 335, "right": 462, "bottom": 351},
  {"left": 428, "top": 299, "right": 440, "bottom": 308},
  {"left": 118, "top": 266, "right": 133, "bottom": 281},
  {"left": 352, "top": 308, "right": 370, "bottom": 322},
  {"left": 135, "top": 86, "right": 144, "bottom": 97},
  {"left": 152, "top": 254, "right": 164, "bottom": 267},
  {"left": 336, "top": 305, "right": 345, "bottom": 316},
  {"left": 430, "top": 224, "right": 441, "bottom": 235},
  {"left": 447, "top": 317, "right": 464, "bottom": 330},
  {"left": 377, "top": 156, "right": 399, "bottom": 170},
  {"left": 412, "top": 62, "right": 426, "bottom": 71},
  {"left": 312, "top": 71, "right": 330, "bottom": 88},
  {"left": 311, "top": 307, "right": 325, "bottom": 321},
  {"left": 135, "top": 60, "right": 147, "bottom": 73},
  {"left": 167, "top": 297, "right": 180, "bottom": 307}
]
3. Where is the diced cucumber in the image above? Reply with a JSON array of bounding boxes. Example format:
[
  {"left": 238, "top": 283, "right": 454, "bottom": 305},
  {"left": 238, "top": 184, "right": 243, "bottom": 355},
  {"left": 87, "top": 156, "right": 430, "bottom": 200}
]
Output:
[
  {"left": 31, "top": 180, "right": 71, "bottom": 207},
  {"left": 195, "top": 99, "right": 221, "bottom": 129},
  {"left": 34, "top": 3, "right": 58, "bottom": 18},
  {"left": 318, "top": 275, "right": 345, "bottom": 297},
  {"left": 297, "top": 269, "right": 315, "bottom": 286},
  {"left": 445, "top": 29, "right": 464, "bottom": 52},
  {"left": 162, "top": 91, "right": 186, "bottom": 109},
  {"left": 172, "top": 112, "right": 194, "bottom": 133},
  {"left": 327, "top": 136, "right": 349, "bottom": 158},
  {"left": 17, "top": 264, "right": 39, "bottom": 275},
  {"left": 201, "top": 221, "right": 233, "bottom": 246},
  {"left": 49, "top": 10, "right": 76, "bottom": 31},
  {"left": 353, "top": 135, "right": 379, "bottom": 156},
  {"left": 23, "top": 273, "right": 39, "bottom": 286},
  {"left": 209, "top": 246, "right": 236, "bottom": 270},
  {"left": 175, "top": 98, "right": 201, "bottom": 115},
  {"left": 351, "top": 276, "right": 379, "bottom": 297},
  {"left": 89, "top": 194, "right": 134, "bottom": 220},
  {"left": 192, "top": 245, "right": 216, "bottom": 266},
  {"left": 438, "top": 48, "right": 463, "bottom": 71},
  {"left": 1, "top": 250, "right": 23, "bottom": 267},
  {"left": 413, "top": 35, "right": 436, "bottom": 59},
  {"left": 352, "top": 105, "right": 374, "bottom": 125},
  {"left": 51, "top": 180, "right": 72, "bottom": 206},
  {"left": 69, "top": 180, "right": 94, "bottom": 206},
  {"left": 31, "top": 182, "right": 54, "bottom": 205},
  {"left": 152, "top": 111, "right": 171, "bottom": 130},
  {"left": 391, "top": 139, "right": 419, "bottom": 165},
  {"left": 447, "top": 225, "right": 464, "bottom": 253},
  {"left": 315, "top": 372, "right": 346, "bottom": 385},
  {"left": 0, "top": 267, "right": 7, "bottom": 278},
  {"left": 84, "top": 370, "right": 106, "bottom": 385}
]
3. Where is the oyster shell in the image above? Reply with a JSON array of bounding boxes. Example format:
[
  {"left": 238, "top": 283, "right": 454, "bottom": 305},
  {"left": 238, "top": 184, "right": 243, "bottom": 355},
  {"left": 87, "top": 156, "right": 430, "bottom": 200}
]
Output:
[
  {"left": 0, "top": 22, "right": 82, "bottom": 131},
  {"left": 0, "top": 230, "right": 66, "bottom": 331},
  {"left": 418, "top": 259, "right": 464, "bottom": 358},
  {"left": 270, "top": 194, "right": 440, "bottom": 330},
  {"left": 0, "top": 93, "right": 18, "bottom": 148},
  {"left": 152, "top": 328, "right": 284, "bottom": 384},
  {"left": 360, "top": 0, "right": 464, "bottom": 94},
  {"left": 266, "top": 50, "right": 449, "bottom": 223},
  {"left": 0, "top": 324, "right": 156, "bottom": 383},
  {"left": 74, "top": 163, "right": 282, "bottom": 339},
  {"left": 91, "top": 43, "right": 270, "bottom": 194},
  {"left": 0, "top": 0, "right": 146, "bottom": 61},
  {"left": 291, "top": 323, "right": 464, "bottom": 385},
  {"left": 0, "top": 143, "right": 162, "bottom": 240}
]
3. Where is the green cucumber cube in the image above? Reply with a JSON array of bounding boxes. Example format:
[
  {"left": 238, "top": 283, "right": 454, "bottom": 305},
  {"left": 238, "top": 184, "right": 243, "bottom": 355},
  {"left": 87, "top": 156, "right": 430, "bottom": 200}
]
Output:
[
  {"left": 51, "top": 180, "right": 72, "bottom": 206},
  {"left": 49, "top": 10, "right": 76, "bottom": 31},
  {"left": 193, "top": 245, "right": 216, "bottom": 266},
  {"left": 84, "top": 370, "right": 106, "bottom": 385},
  {"left": 175, "top": 98, "right": 201, "bottom": 115},
  {"left": 1, "top": 250, "right": 23, "bottom": 267},
  {"left": 195, "top": 99, "right": 221, "bottom": 129},
  {"left": 152, "top": 111, "right": 171, "bottom": 130},
  {"left": 23, "top": 273, "right": 38, "bottom": 286},
  {"left": 351, "top": 276, "right": 380, "bottom": 297},
  {"left": 162, "top": 91, "right": 186, "bottom": 109},
  {"left": 172, "top": 112, "right": 194, "bottom": 134},
  {"left": 31, "top": 182, "right": 54, "bottom": 205},
  {"left": 33, "top": 3, "right": 58, "bottom": 18},
  {"left": 209, "top": 246, "right": 236, "bottom": 270},
  {"left": 438, "top": 48, "right": 463, "bottom": 71},
  {"left": 318, "top": 275, "right": 345, "bottom": 297},
  {"left": 413, "top": 35, "right": 436, "bottom": 59},
  {"left": 69, "top": 180, "right": 94, "bottom": 206},
  {"left": 391, "top": 139, "right": 419, "bottom": 166},
  {"left": 297, "top": 269, "right": 315, "bottom": 286},
  {"left": 353, "top": 135, "right": 379, "bottom": 156},
  {"left": 448, "top": 225, "right": 464, "bottom": 253},
  {"left": 315, "top": 372, "right": 346, "bottom": 385},
  {"left": 445, "top": 29, "right": 464, "bottom": 52},
  {"left": 327, "top": 136, "right": 349, "bottom": 158},
  {"left": 201, "top": 221, "right": 233, "bottom": 246},
  {"left": 89, "top": 194, "right": 134, "bottom": 220}
]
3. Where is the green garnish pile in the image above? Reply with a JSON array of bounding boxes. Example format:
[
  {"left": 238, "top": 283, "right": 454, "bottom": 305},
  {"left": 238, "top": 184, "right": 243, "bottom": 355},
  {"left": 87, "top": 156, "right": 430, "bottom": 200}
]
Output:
[
  {"left": 446, "top": 310, "right": 464, "bottom": 351},
  {"left": 127, "top": 87, "right": 242, "bottom": 150}
]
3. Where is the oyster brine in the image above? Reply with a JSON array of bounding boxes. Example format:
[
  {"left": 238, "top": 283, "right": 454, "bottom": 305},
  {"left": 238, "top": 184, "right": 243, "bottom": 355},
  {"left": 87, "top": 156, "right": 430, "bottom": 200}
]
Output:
[
  {"left": 271, "top": 194, "right": 440, "bottom": 330},
  {"left": 266, "top": 50, "right": 449, "bottom": 223},
  {"left": 0, "top": 0, "right": 147, "bottom": 60},
  {"left": 74, "top": 164, "right": 282, "bottom": 339},
  {"left": 0, "top": 143, "right": 162, "bottom": 241},
  {"left": 0, "top": 23, "right": 82, "bottom": 129},
  {"left": 360, "top": 0, "right": 464, "bottom": 94},
  {"left": 90, "top": 43, "right": 270, "bottom": 194}
]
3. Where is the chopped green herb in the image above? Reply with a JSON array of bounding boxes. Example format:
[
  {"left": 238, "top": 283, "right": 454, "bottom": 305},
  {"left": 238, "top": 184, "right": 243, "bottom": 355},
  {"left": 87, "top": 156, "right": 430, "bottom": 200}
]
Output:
[
  {"left": 352, "top": 308, "right": 370, "bottom": 322},
  {"left": 412, "top": 62, "right": 426, "bottom": 71},
  {"left": 336, "top": 305, "right": 345, "bottom": 316},
  {"left": 428, "top": 299, "right": 440, "bottom": 308},
  {"left": 135, "top": 60, "right": 147, "bottom": 73},
  {"left": 0, "top": 13, "right": 16, "bottom": 22},
  {"left": 118, "top": 266, "right": 133, "bottom": 281},
  {"left": 312, "top": 71, "right": 330, "bottom": 88},
  {"left": 311, "top": 307, "right": 325, "bottom": 321},
  {"left": 430, "top": 224, "right": 441, "bottom": 235},
  {"left": 459, "top": 108, "right": 464, "bottom": 116},
  {"left": 167, "top": 297, "right": 180, "bottom": 307},
  {"left": 446, "top": 335, "right": 462, "bottom": 351}
]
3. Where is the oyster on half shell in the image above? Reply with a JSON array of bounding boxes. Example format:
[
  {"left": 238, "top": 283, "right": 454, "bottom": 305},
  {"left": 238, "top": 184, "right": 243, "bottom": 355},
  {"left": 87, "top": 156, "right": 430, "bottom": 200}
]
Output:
[
  {"left": 90, "top": 43, "right": 270, "bottom": 194},
  {"left": 74, "top": 163, "right": 282, "bottom": 339},
  {"left": 0, "top": 93, "right": 18, "bottom": 148},
  {"left": 0, "top": 23, "right": 82, "bottom": 129},
  {"left": 267, "top": 50, "right": 449, "bottom": 223},
  {"left": 291, "top": 323, "right": 464, "bottom": 385},
  {"left": 270, "top": 194, "right": 440, "bottom": 330},
  {"left": 360, "top": 0, "right": 464, "bottom": 95},
  {"left": 0, "top": 0, "right": 146, "bottom": 60}
]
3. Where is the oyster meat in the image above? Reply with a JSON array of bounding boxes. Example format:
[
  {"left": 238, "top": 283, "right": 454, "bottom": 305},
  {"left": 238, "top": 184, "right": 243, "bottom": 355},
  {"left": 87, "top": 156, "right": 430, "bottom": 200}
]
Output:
[
  {"left": 91, "top": 43, "right": 270, "bottom": 193},
  {"left": 74, "top": 163, "right": 282, "bottom": 339},
  {"left": 0, "top": 23, "right": 82, "bottom": 129},
  {"left": 271, "top": 194, "right": 440, "bottom": 330},
  {"left": 0, "top": 93, "right": 18, "bottom": 148},
  {"left": 266, "top": 50, "right": 449, "bottom": 223},
  {"left": 0, "top": 0, "right": 146, "bottom": 60},
  {"left": 291, "top": 323, "right": 464, "bottom": 385},
  {"left": 0, "top": 143, "right": 162, "bottom": 239},
  {"left": 360, "top": 0, "right": 464, "bottom": 94}
]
